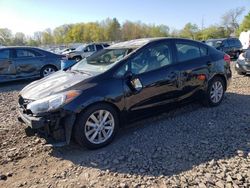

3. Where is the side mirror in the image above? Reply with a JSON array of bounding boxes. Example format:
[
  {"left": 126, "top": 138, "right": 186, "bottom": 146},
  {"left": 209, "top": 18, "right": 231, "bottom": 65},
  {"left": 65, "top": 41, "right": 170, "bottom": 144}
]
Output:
[{"left": 125, "top": 71, "right": 142, "bottom": 92}]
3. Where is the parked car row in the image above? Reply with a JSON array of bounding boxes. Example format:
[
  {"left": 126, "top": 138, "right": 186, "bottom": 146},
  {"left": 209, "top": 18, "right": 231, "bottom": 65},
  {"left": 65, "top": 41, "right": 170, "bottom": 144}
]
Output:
[
  {"left": 17, "top": 38, "right": 232, "bottom": 149},
  {"left": 0, "top": 47, "right": 64, "bottom": 83}
]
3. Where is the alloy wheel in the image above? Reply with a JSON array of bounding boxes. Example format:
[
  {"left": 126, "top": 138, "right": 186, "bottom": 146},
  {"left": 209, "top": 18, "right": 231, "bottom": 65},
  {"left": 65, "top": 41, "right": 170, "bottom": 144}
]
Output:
[
  {"left": 43, "top": 67, "right": 55, "bottom": 77},
  {"left": 84, "top": 110, "right": 115, "bottom": 144},
  {"left": 210, "top": 81, "right": 224, "bottom": 103}
]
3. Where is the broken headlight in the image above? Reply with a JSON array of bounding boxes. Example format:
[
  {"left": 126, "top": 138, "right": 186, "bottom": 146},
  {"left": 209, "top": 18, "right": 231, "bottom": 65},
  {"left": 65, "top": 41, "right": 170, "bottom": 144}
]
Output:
[{"left": 27, "top": 90, "right": 81, "bottom": 114}]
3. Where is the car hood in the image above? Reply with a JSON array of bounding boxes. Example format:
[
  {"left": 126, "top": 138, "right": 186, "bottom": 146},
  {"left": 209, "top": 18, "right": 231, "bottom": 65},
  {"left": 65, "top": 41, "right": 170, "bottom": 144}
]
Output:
[{"left": 20, "top": 70, "right": 93, "bottom": 100}]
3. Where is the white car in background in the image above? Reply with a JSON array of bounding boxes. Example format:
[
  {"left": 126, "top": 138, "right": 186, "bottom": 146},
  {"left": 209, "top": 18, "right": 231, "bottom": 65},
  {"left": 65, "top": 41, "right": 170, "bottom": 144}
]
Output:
[{"left": 67, "top": 43, "right": 110, "bottom": 62}]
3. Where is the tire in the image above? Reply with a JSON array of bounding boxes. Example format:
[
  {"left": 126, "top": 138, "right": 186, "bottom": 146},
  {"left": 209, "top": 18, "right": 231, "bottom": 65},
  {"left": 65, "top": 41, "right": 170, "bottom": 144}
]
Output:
[
  {"left": 203, "top": 77, "right": 225, "bottom": 107},
  {"left": 74, "top": 56, "right": 82, "bottom": 62},
  {"left": 40, "top": 65, "right": 57, "bottom": 78},
  {"left": 237, "top": 71, "right": 245, "bottom": 75},
  {"left": 73, "top": 103, "right": 119, "bottom": 149}
]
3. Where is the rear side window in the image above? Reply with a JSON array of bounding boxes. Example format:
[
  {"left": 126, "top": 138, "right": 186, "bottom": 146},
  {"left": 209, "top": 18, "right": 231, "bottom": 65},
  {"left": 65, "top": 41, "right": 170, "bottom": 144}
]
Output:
[
  {"left": 200, "top": 45, "right": 208, "bottom": 56},
  {"left": 16, "top": 49, "right": 40, "bottom": 58},
  {"left": 0, "top": 49, "right": 10, "bottom": 59},
  {"left": 222, "top": 40, "right": 229, "bottom": 47},
  {"left": 227, "top": 39, "right": 235, "bottom": 47},
  {"left": 234, "top": 39, "right": 242, "bottom": 47},
  {"left": 176, "top": 42, "right": 200, "bottom": 62}
]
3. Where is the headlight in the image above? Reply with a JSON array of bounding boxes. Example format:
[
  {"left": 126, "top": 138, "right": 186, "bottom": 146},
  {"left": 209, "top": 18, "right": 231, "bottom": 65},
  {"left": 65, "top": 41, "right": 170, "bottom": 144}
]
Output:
[{"left": 27, "top": 90, "right": 81, "bottom": 114}]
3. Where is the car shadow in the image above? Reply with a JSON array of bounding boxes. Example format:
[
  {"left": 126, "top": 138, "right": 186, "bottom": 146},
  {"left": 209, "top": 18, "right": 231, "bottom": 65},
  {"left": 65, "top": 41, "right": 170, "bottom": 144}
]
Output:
[{"left": 48, "top": 92, "right": 250, "bottom": 177}]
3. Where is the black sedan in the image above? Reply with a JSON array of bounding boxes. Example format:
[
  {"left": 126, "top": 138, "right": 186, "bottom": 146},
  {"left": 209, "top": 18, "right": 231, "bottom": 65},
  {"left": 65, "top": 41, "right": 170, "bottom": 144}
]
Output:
[
  {"left": 235, "top": 49, "right": 250, "bottom": 75},
  {"left": 0, "top": 47, "right": 63, "bottom": 82},
  {"left": 18, "top": 38, "right": 232, "bottom": 149}
]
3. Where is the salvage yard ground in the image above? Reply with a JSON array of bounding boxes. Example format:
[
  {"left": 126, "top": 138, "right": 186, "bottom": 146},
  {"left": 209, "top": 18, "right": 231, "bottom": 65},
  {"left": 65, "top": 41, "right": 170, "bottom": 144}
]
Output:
[{"left": 0, "top": 63, "right": 250, "bottom": 188}]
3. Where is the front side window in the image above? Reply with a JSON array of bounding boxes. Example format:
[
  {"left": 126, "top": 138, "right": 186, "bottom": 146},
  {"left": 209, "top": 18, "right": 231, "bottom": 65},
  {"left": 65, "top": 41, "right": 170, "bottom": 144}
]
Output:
[
  {"left": 130, "top": 43, "right": 173, "bottom": 74},
  {"left": 0, "top": 49, "right": 10, "bottom": 59},
  {"left": 16, "top": 49, "right": 37, "bottom": 58},
  {"left": 176, "top": 42, "right": 200, "bottom": 62}
]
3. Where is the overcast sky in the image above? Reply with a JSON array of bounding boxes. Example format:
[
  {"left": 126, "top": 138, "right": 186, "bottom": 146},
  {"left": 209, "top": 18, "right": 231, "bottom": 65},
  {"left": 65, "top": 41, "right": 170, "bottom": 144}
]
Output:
[{"left": 0, "top": 0, "right": 249, "bottom": 36}]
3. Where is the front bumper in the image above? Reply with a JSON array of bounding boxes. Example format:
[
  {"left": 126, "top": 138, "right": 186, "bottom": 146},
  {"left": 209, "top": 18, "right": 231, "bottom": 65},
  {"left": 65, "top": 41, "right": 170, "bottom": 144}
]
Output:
[
  {"left": 18, "top": 109, "right": 50, "bottom": 129},
  {"left": 18, "top": 104, "right": 76, "bottom": 144}
]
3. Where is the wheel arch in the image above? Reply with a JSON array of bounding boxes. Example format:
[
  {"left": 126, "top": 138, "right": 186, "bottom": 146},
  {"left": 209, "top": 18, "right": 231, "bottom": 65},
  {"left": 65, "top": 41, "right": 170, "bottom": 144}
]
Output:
[
  {"left": 76, "top": 100, "right": 122, "bottom": 126},
  {"left": 209, "top": 74, "right": 227, "bottom": 90}
]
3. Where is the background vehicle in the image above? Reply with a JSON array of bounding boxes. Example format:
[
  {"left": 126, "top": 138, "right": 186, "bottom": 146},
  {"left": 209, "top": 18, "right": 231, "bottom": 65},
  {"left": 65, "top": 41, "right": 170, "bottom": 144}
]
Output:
[
  {"left": 205, "top": 38, "right": 242, "bottom": 58},
  {"left": 67, "top": 43, "right": 110, "bottom": 62},
  {"left": 239, "top": 30, "right": 250, "bottom": 50},
  {"left": 235, "top": 49, "right": 250, "bottom": 75},
  {"left": 60, "top": 48, "right": 76, "bottom": 55},
  {"left": 18, "top": 38, "right": 231, "bottom": 149},
  {"left": 0, "top": 47, "right": 63, "bottom": 82}
]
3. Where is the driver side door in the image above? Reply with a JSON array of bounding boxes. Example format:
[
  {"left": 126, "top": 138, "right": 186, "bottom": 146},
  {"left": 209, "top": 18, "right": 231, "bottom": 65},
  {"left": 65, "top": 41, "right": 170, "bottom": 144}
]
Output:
[{"left": 123, "top": 41, "right": 181, "bottom": 120}]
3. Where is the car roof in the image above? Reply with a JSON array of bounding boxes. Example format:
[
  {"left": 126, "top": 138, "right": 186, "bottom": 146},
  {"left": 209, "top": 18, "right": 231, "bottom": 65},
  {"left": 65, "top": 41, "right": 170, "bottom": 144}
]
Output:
[
  {"left": 108, "top": 38, "right": 170, "bottom": 49},
  {"left": 0, "top": 46, "right": 43, "bottom": 50},
  {"left": 108, "top": 37, "right": 204, "bottom": 49}
]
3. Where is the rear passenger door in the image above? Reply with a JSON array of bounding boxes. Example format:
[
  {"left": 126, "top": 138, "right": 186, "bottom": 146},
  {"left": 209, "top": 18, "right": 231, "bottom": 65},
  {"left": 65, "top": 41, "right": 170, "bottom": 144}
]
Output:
[
  {"left": 13, "top": 48, "right": 44, "bottom": 77},
  {"left": 174, "top": 39, "right": 211, "bottom": 99},
  {"left": 0, "top": 49, "right": 16, "bottom": 75}
]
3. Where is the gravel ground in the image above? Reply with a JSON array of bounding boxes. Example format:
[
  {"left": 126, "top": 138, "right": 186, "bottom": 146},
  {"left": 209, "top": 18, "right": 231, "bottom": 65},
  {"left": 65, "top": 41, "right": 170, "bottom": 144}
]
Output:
[{"left": 0, "top": 66, "right": 250, "bottom": 188}]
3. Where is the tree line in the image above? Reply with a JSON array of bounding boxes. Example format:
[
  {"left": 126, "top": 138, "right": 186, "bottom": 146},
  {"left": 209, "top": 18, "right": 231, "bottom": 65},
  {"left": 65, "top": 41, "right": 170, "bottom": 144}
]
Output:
[{"left": 0, "top": 7, "right": 249, "bottom": 46}]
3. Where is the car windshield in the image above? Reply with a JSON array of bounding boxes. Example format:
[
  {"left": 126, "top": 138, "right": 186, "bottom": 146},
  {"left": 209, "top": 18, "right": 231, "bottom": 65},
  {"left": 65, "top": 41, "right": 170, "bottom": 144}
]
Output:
[
  {"left": 70, "top": 48, "right": 131, "bottom": 73},
  {"left": 206, "top": 40, "right": 222, "bottom": 48},
  {"left": 75, "top": 44, "right": 86, "bottom": 51}
]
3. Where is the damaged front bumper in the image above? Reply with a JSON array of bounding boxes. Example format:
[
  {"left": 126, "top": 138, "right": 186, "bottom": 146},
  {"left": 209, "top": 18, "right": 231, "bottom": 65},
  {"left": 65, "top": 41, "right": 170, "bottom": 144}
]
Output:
[{"left": 18, "top": 97, "right": 76, "bottom": 144}]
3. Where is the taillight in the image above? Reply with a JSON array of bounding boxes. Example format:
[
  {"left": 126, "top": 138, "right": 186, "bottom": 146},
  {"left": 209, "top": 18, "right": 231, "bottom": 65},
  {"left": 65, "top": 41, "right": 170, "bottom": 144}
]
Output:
[{"left": 224, "top": 54, "right": 231, "bottom": 64}]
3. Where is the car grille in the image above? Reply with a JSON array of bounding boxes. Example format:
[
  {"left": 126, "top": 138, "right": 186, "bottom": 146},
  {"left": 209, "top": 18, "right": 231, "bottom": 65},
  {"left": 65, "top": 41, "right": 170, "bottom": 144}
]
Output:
[{"left": 18, "top": 96, "right": 34, "bottom": 114}]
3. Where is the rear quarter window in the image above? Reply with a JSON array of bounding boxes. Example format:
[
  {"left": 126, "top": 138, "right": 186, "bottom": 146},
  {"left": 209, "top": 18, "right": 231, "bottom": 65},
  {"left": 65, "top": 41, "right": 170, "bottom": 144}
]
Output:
[
  {"left": 176, "top": 42, "right": 201, "bottom": 62},
  {"left": 200, "top": 45, "right": 208, "bottom": 56}
]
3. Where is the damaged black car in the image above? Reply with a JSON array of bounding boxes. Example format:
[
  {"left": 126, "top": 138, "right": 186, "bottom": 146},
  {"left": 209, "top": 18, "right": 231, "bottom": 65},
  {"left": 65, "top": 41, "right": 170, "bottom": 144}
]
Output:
[{"left": 18, "top": 38, "right": 231, "bottom": 149}]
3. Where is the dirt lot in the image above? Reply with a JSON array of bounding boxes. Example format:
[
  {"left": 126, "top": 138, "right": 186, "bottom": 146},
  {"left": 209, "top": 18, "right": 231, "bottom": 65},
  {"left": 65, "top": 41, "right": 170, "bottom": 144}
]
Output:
[{"left": 0, "top": 65, "right": 250, "bottom": 188}]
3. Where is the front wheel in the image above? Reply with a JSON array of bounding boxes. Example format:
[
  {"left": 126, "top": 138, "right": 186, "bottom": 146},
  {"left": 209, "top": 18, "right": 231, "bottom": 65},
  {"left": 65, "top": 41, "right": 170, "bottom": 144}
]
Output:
[
  {"left": 73, "top": 104, "right": 119, "bottom": 149},
  {"left": 203, "top": 77, "right": 225, "bottom": 107}
]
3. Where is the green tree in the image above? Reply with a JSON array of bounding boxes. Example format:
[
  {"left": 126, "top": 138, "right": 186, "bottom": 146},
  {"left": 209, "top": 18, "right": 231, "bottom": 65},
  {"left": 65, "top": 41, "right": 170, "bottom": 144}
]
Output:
[
  {"left": 180, "top": 23, "right": 199, "bottom": 39},
  {"left": 238, "top": 12, "right": 250, "bottom": 33},
  {"left": 0, "top": 28, "right": 12, "bottom": 45},
  {"left": 221, "top": 7, "right": 245, "bottom": 36},
  {"left": 41, "top": 28, "right": 54, "bottom": 45},
  {"left": 13, "top": 32, "right": 26, "bottom": 45}
]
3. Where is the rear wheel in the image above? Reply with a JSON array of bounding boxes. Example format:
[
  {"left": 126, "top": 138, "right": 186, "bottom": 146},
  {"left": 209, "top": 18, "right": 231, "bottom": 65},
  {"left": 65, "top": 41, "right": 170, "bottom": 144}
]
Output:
[
  {"left": 203, "top": 77, "right": 225, "bottom": 107},
  {"left": 73, "top": 104, "right": 119, "bottom": 149},
  {"left": 40, "top": 65, "right": 57, "bottom": 78}
]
